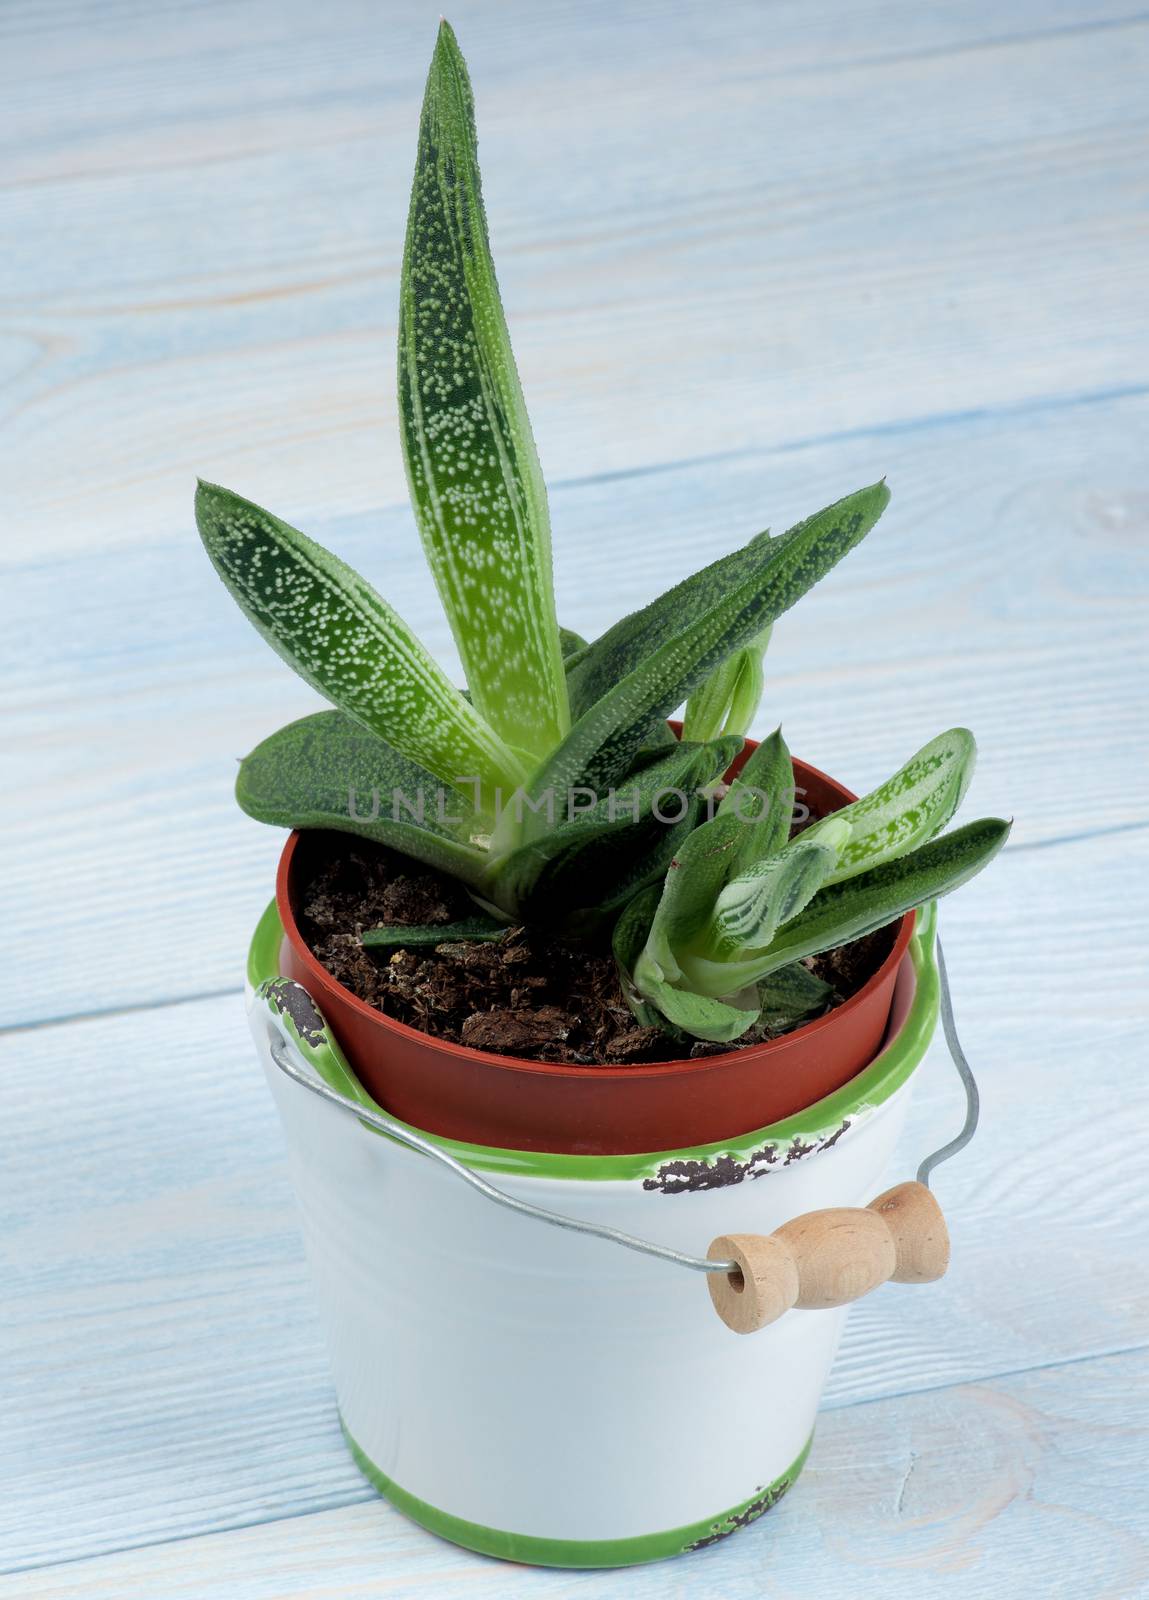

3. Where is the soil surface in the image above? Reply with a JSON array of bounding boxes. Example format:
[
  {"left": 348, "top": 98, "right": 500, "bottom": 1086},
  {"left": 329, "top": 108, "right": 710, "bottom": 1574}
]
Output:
[{"left": 295, "top": 834, "right": 896, "bottom": 1065}]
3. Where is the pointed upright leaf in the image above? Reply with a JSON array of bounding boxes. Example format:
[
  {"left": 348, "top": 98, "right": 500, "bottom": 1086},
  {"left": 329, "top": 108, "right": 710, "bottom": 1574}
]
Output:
[
  {"left": 718, "top": 726, "right": 796, "bottom": 865},
  {"left": 681, "top": 652, "right": 743, "bottom": 743},
  {"left": 528, "top": 483, "right": 890, "bottom": 805},
  {"left": 566, "top": 529, "right": 771, "bottom": 718},
  {"left": 642, "top": 809, "right": 748, "bottom": 984},
  {"left": 399, "top": 21, "right": 569, "bottom": 764},
  {"left": 683, "top": 625, "right": 771, "bottom": 742},
  {"left": 722, "top": 626, "right": 771, "bottom": 736}
]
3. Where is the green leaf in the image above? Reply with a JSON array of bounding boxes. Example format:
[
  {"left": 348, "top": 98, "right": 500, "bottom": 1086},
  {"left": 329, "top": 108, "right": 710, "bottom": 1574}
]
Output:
[
  {"left": 808, "top": 728, "right": 977, "bottom": 886},
  {"left": 757, "top": 962, "right": 835, "bottom": 1030},
  {"left": 235, "top": 710, "right": 489, "bottom": 886},
  {"left": 579, "top": 796, "right": 706, "bottom": 920},
  {"left": 682, "top": 626, "right": 771, "bottom": 742},
  {"left": 484, "top": 737, "right": 739, "bottom": 915},
  {"left": 641, "top": 810, "right": 749, "bottom": 985},
  {"left": 362, "top": 915, "right": 506, "bottom": 949},
  {"left": 708, "top": 819, "right": 850, "bottom": 955},
  {"left": 612, "top": 884, "right": 659, "bottom": 974},
  {"left": 768, "top": 815, "right": 1011, "bottom": 963},
  {"left": 684, "top": 817, "right": 1012, "bottom": 991},
  {"left": 718, "top": 725, "right": 796, "bottom": 865},
  {"left": 637, "top": 971, "right": 760, "bottom": 1043},
  {"left": 559, "top": 626, "right": 589, "bottom": 661},
  {"left": 612, "top": 886, "right": 673, "bottom": 1031},
  {"left": 722, "top": 627, "right": 771, "bottom": 736},
  {"left": 636, "top": 718, "right": 680, "bottom": 751},
  {"left": 197, "top": 482, "right": 524, "bottom": 809},
  {"left": 681, "top": 653, "right": 743, "bottom": 743},
  {"left": 399, "top": 21, "right": 569, "bottom": 765},
  {"left": 519, "top": 761, "right": 726, "bottom": 930},
  {"left": 614, "top": 888, "right": 760, "bottom": 1041},
  {"left": 528, "top": 483, "right": 890, "bottom": 806},
  {"left": 565, "top": 529, "right": 771, "bottom": 718}
]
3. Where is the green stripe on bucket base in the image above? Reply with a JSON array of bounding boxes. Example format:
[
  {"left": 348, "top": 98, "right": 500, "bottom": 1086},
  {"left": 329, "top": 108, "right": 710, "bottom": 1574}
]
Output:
[{"left": 342, "top": 1420, "right": 812, "bottom": 1568}]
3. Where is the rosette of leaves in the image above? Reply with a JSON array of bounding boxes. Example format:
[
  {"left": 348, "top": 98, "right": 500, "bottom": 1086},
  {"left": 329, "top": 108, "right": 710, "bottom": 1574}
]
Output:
[
  {"left": 613, "top": 728, "right": 1011, "bottom": 1042},
  {"left": 197, "top": 22, "right": 890, "bottom": 938}
]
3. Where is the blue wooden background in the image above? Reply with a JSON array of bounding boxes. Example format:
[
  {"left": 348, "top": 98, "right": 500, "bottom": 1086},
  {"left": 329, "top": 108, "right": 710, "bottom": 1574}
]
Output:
[{"left": 3, "top": 0, "right": 1148, "bottom": 1593}]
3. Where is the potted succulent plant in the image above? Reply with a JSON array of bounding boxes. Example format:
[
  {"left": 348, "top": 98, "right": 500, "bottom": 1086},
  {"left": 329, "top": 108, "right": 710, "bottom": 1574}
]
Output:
[{"left": 204, "top": 22, "right": 1008, "bottom": 1568}]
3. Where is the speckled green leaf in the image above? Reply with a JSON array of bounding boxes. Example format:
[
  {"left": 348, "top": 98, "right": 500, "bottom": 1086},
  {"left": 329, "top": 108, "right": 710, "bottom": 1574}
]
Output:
[
  {"left": 484, "top": 737, "right": 739, "bottom": 917},
  {"left": 757, "top": 963, "right": 834, "bottom": 1030},
  {"left": 529, "top": 483, "right": 890, "bottom": 805},
  {"left": 709, "top": 819, "right": 850, "bottom": 955},
  {"left": 807, "top": 727, "right": 977, "bottom": 885},
  {"left": 683, "top": 817, "right": 1011, "bottom": 992},
  {"left": 559, "top": 627, "right": 589, "bottom": 661},
  {"left": 197, "top": 483, "right": 524, "bottom": 807},
  {"left": 235, "top": 710, "right": 489, "bottom": 885},
  {"left": 362, "top": 915, "right": 506, "bottom": 949},
  {"left": 764, "top": 815, "right": 1011, "bottom": 969},
  {"left": 399, "top": 21, "right": 568, "bottom": 765},
  {"left": 565, "top": 529, "right": 771, "bottom": 718},
  {"left": 718, "top": 726, "right": 796, "bottom": 866}
]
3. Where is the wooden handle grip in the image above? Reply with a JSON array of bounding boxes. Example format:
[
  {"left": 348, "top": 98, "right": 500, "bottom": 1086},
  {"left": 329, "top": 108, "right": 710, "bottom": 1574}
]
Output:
[{"left": 707, "top": 1181, "right": 950, "bottom": 1334}]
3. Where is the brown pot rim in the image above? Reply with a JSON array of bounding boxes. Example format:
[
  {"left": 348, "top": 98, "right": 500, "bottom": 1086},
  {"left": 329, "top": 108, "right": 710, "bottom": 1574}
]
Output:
[{"left": 275, "top": 753, "right": 915, "bottom": 1083}]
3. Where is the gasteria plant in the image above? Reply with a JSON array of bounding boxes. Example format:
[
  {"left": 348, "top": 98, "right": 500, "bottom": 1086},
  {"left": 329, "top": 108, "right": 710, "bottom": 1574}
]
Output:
[
  {"left": 198, "top": 22, "right": 1009, "bottom": 1044},
  {"left": 197, "top": 22, "right": 890, "bottom": 934},
  {"left": 613, "top": 729, "right": 1010, "bottom": 1042}
]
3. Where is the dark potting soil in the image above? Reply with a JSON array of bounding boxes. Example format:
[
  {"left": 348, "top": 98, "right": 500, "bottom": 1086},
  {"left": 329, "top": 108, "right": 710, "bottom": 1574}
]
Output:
[{"left": 295, "top": 835, "right": 896, "bottom": 1066}]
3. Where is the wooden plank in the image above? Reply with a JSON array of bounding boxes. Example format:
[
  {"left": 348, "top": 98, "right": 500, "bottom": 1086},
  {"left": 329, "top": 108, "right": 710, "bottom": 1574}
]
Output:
[
  {"left": 4, "top": 391, "right": 1147, "bottom": 1026},
  {"left": 7, "top": 1346, "right": 1146, "bottom": 1595},
  {"left": 2, "top": 3, "right": 1147, "bottom": 559},
  {"left": 3, "top": 831, "right": 1147, "bottom": 1569}
]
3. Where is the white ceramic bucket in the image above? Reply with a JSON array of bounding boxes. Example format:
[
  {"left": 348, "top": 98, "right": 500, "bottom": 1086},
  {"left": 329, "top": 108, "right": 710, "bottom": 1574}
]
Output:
[{"left": 246, "top": 899, "right": 941, "bottom": 1567}]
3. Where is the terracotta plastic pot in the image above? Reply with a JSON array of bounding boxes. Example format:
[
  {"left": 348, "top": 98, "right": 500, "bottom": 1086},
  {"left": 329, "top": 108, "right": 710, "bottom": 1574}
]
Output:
[{"left": 275, "top": 741, "right": 915, "bottom": 1155}]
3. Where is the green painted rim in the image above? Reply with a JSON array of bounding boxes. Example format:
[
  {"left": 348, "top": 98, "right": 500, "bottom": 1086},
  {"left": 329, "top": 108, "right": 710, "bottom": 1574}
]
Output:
[
  {"left": 248, "top": 897, "right": 939, "bottom": 1180},
  {"left": 342, "top": 1419, "right": 811, "bottom": 1568}
]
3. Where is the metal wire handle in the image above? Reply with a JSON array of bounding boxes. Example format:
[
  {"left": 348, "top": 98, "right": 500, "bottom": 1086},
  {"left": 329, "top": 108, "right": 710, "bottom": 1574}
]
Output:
[
  {"left": 916, "top": 938, "right": 980, "bottom": 1186},
  {"left": 267, "top": 936, "right": 977, "bottom": 1279},
  {"left": 268, "top": 1035, "right": 733, "bottom": 1275}
]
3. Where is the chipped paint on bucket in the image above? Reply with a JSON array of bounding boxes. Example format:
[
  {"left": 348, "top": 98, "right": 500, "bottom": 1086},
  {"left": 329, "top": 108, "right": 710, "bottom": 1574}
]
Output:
[{"left": 246, "top": 899, "right": 940, "bottom": 1566}]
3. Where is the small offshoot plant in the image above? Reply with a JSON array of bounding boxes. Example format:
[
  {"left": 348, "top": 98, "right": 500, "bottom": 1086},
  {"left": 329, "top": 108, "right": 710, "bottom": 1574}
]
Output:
[
  {"left": 198, "top": 22, "right": 1009, "bottom": 1046},
  {"left": 613, "top": 728, "right": 1005, "bottom": 1041}
]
